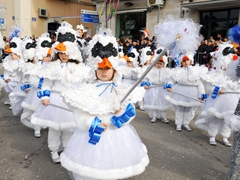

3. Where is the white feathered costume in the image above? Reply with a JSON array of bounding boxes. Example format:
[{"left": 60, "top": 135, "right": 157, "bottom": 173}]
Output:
[{"left": 59, "top": 28, "right": 149, "bottom": 180}]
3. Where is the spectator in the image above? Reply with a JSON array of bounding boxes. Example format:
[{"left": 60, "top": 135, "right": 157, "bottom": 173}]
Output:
[
  {"left": 203, "top": 39, "right": 215, "bottom": 63},
  {"left": 132, "top": 39, "right": 140, "bottom": 51},
  {"left": 123, "top": 40, "right": 131, "bottom": 55}
]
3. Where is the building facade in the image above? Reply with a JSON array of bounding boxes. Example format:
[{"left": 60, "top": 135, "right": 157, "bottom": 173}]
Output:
[
  {"left": 0, "top": 0, "right": 96, "bottom": 38},
  {"left": 93, "top": 0, "right": 240, "bottom": 40}
]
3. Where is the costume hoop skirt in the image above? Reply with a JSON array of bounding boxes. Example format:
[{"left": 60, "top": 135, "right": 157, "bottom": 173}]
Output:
[
  {"left": 164, "top": 83, "right": 202, "bottom": 107},
  {"left": 60, "top": 124, "right": 149, "bottom": 180},
  {"left": 9, "top": 82, "right": 27, "bottom": 116},
  {"left": 144, "top": 85, "right": 172, "bottom": 111},
  {"left": 31, "top": 91, "right": 76, "bottom": 131}
]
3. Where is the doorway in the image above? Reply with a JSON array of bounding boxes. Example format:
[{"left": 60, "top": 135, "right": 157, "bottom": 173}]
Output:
[
  {"left": 200, "top": 8, "right": 239, "bottom": 40},
  {"left": 116, "top": 11, "right": 146, "bottom": 40}
]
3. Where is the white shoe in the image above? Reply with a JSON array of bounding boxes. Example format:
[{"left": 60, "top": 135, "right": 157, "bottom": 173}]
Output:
[
  {"left": 151, "top": 117, "right": 158, "bottom": 123},
  {"left": 176, "top": 125, "right": 181, "bottom": 132},
  {"left": 183, "top": 125, "right": 191, "bottom": 132},
  {"left": 9, "top": 106, "right": 12, "bottom": 110},
  {"left": 139, "top": 106, "right": 144, "bottom": 111},
  {"left": 51, "top": 151, "right": 60, "bottom": 163},
  {"left": 161, "top": 118, "right": 169, "bottom": 124},
  {"left": 34, "top": 130, "right": 41, "bottom": 138},
  {"left": 4, "top": 99, "right": 10, "bottom": 105},
  {"left": 209, "top": 139, "right": 217, "bottom": 146},
  {"left": 222, "top": 139, "right": 232, "bottom": 147}
]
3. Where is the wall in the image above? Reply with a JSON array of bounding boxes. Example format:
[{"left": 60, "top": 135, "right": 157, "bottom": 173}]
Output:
[{"left": 0, "top": 0, "right": 96, "bottom": 38}]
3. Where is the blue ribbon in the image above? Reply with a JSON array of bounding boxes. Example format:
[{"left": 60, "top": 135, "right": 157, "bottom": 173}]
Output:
[
  {"left": 201, "top": 94, "right": 209, "bottom": 100},
  {"left": 111, "top": 104, "right": 136, "bottom": 128},
  {"left": 88, "top": 117, "right": 105, "bottom": 145},
  {"left": 96, "top": 82, "right": 117, "bottom": 96},
  {"left": 173, "top": 53, "right": 182, "bottom": 68},
  {"left": 20, "top": 84, "right": 31, "bottom": 91},
  {"left": 38, "top": 78, "right": 44, "bottom": 89},
  {"left": 211, "top": 86, "right": 220, "bottom": 99},
  {"left": 128, "top": 45, "right": 134, "bottom": 54},
  {"left": 163, "top": 83, "right": 172, "bottom": 89},
  {"left": 140, "top": 81, "right": 151, "bottom": 87},
  {"left": 37, "top": 90, "right": 51, "bottom": 98},
  {"left": 1, "top": 74, "right": 4, "bottom": 80}
]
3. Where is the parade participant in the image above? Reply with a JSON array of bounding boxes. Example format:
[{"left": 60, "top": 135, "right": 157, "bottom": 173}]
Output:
[
  {"left": 76, "top": 24, "right": 87, "bottom": 63},
  {"left": 165, "top": 54, "right": 207, "bottom": 132},
  {"left": 20, "top": 33, "right": 52, "bottom": 138},
  {"left": 2, "top": 37, "right": 24, "bottom": 108},
  {"left": 195, "top": 43, "right": 237, "bottom": 146},
  {"left": 31, "top": 22, "right": 89, "bottom": 163},
  {"left": 59, "top": 28, "right": 149, "bottom": 180},
  {"left": 9, "top": 36, "right": 36, "bottom": 115},
  {"left": 142, "top": 53, "right": 172, "bottom": 123}
]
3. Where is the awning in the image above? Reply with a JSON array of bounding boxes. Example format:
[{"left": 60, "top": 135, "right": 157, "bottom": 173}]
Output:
[{"left": 181, "top": 0, "right": 240, "bottom": 10}]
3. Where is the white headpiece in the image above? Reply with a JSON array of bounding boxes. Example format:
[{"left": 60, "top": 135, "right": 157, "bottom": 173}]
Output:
[
  {"left": 139, "top": 46, "right": 153, "bottom": 65},
  {"left": 21, "top": 36, "right": 35, "bottom": 62},
  {"left": 53, "top": 21, "right": 82, "bottom": 62},
  {"left": 35, "top": 33, "right": 52, "bottom": 61},
  {"left": 5, "top": 37, "right": 23, "bottom": 57},
  {"left": 87, "top": 28, "right": 122, "bottom": 85}
]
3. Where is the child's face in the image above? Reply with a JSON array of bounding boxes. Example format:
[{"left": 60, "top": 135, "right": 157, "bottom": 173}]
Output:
[
  {"left": 96, "top": 67, "right": 114, "bottom": 81},
  {"left": 78, "top": 29, "right": 84, "bottom": 37},
  {"left": 59, "top": 52, "right": 69, "bottom": 63},
  {"left": 127, "top": 61, "right": 133, "bottom": 67},
  {"left": 11, "top": 53, "right": 20, "bottom": 60},
  {"left": 145, "top": 60, "right": 151, "bottom": 66},
  {"left": 182, "top": 59, "right": 191, "bottom": 67},
  {"left": 42, "top": 56, "right": 51, "bottom": 63},
  {"left": 156, "top": 61, "right": 164, "bottom": 68}
]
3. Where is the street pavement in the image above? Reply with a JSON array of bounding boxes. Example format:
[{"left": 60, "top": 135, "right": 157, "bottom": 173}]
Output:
[{"left": 0, "top": 65, "right": 233, "bottom": 180}]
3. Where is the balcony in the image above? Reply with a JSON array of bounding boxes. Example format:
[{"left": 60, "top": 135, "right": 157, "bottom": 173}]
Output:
[{"left": 181, "top": 0, "right": 240, "bottom": 10}]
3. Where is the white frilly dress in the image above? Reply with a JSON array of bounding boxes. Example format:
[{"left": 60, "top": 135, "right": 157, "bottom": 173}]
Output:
[
  {"left": 164, "top": 65, "right": 207, "bottom": 107},
  {"left": 2, "top": 56, "right": 24, "bottom": 93},
  {"left": 31, "top": 60, "right": 90, "bottom": 131},
  {"left": 143, "top": 67, "right": 172, "bottom": 116},
  {"left": 195, "top": 70, "right": 239, "bottom": 138},
  {"left": 8, "top": 61, "right": 34, "bottom": 115},
  {"left": 60, "top": 81, "right": 149, "bottom": 180},
  {"left": 20, "top": 62, "right": 50, "bottom": 129}
]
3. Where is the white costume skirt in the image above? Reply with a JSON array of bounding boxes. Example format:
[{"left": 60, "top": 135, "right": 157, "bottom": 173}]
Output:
[
  {"left": 195, "top": 94, "right": 239, "bottom": 132},
  {"left": 204, "top": 94, "right": 239, "bottom": 119},
  {"left": 164, "top": 84, "right": 202, "bottom": 107},
  {"left": 144, "top": 86, "right": 172, "bottom": 111},
  {"left": 60, "top": 124, "right": 149, "bottom": 180},
  {"left": 9, "top": 83, "right": 26, "bottom": 116},
  {"left": 4, "top": 80, "right": 17, "bottom": 93},
  {"left": 21, "top": 87, "right": 40, "bottom": 111},
  {"left": 31, "top": 92, "right": 76, "bottom": 131}
]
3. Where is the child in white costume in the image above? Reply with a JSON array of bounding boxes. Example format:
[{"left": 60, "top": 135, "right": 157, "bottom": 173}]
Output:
[
  {"left": 60, "top": 28, "right": 149, "bottom": 180},
  {"left": 21, "top": 33, "right": 52, "bottom": 138},
  {"left": 31, "top": 22, "right": 89, "bottom": 163},
  {"left": 2, "top": 37, "right": 25, "bottom": 107},
  {"left": 143, "top": 55, "right": 172, "bottom": 123},
  {"left": 165, "top": 54, "right": 207, "bottom": 132},
  {"left": 195, "top": 43, "right": 238, "bottom": 146},
  {"left": 9, "top": 36, "right": 36, "bottom": 115}
]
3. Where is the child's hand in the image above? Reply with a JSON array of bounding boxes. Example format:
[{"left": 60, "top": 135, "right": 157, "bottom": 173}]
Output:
[
  {"left": 219, "top": 89, "right": 224, "bottom": 94},
  {"left": 100, "top": 122, "right": 108, "bottom": 131},
  {"left": 25, "top": 89, "right": 30, "bottom": 93},
  {"left": 42, "top": 99, "right": 50, "bottom": 106},
  {"left": 114, "top": 108, "right": 122, "bottom": 114},
  {"left": 144, "top": 85, "right": 149, "bottom": 90},
  {"left": 199, "top": 98, "right": 204, "bottom": 101},
  {"left": 166, "top": 88, "right": 172, "bottom": 92},
  {"left": 5, "top": 79, "right": 10, "bottom": 83}
]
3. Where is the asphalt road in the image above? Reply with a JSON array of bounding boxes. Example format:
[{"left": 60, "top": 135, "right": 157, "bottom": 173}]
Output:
[{"left": 0, "top": 65, "right": 233, "bottom": 180}]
